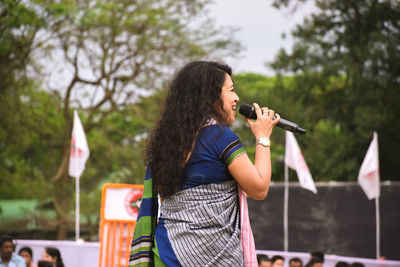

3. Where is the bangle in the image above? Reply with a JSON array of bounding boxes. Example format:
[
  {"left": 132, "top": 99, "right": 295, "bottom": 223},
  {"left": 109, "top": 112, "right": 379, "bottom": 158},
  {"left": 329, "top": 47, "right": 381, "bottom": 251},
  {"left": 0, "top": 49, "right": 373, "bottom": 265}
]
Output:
[{"left": 256, "top": 137, "right": 270, "bottom": 147}]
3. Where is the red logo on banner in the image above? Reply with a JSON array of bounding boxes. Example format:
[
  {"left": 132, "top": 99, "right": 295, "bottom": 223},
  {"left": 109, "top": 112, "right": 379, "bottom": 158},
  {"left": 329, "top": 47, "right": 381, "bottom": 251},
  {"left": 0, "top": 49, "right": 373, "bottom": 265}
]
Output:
[{"left": 124, "top": 189, "right": 143, "bottom": 219}]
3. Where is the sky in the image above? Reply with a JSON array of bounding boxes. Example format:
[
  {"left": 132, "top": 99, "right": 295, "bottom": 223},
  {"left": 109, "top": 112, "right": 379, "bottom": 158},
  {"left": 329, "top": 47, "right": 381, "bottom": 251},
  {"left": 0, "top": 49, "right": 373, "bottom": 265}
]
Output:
[{"left": 208, "top": 0, "right": 316, "bottom": 75}]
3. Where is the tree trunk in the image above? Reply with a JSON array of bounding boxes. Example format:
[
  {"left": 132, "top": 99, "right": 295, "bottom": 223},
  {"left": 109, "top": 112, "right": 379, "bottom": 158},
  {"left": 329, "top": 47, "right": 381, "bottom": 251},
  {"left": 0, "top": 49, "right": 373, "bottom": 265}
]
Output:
[
  {"left": 52, "top": 131, "right": 73, "bottom": 240},
  {"left": 55, "top": 175, "right": 72, "bottom": 240}
]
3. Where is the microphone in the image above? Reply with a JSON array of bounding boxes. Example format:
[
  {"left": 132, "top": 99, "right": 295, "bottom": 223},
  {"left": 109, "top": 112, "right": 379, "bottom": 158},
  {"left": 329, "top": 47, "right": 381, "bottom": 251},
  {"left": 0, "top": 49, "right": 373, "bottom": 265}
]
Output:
[{"left": 239, "top": 103, "right": 306, "bottom": 134}]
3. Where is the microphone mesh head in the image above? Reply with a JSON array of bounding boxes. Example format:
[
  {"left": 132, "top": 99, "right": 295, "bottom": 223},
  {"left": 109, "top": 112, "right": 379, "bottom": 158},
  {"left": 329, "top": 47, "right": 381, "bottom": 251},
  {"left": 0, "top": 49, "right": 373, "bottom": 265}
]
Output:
[{"left": 239, "top": 104, "right": 256, "bottom": 119}]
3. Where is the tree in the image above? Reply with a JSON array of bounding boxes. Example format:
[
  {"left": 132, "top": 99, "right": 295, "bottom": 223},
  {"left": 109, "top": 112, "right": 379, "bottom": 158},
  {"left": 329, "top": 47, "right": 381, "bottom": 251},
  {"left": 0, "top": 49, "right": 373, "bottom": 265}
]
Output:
[
  {"left": 0, "top": 0, "right": 52, "bottom": 199},
  {"left": 14, "top": 0, "right": 241, "bottom": 239},
  {"left": 270, "top": 0, "right": 400, "bottom": 181},
  {"left": 0, "top": 0, "right": 43, "bottom": 90}
]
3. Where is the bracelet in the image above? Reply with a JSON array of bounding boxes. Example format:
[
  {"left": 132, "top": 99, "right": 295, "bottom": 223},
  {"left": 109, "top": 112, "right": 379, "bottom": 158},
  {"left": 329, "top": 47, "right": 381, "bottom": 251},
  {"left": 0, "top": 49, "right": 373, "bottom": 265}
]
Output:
[{"left": 256, "top": 137, "right": 270, "bottom": 147}]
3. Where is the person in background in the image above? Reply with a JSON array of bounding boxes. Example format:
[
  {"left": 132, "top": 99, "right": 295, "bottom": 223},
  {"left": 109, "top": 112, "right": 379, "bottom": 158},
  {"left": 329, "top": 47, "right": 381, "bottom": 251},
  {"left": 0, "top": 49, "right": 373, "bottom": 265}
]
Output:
[
  {"left": 349, "top": 262, "right": 364, "bottom": 267},
  {"left": 18, "top": 247, "right": 37, "bottom": 267},
  {"left": 335, "top": 261, "right": 349, "bottom": 267},
  {"left": 271, "top": 255, "right": 284, "bottom": 267},
  {"left": 289, "top": 257, "right": 303, "bottom": 267},
  {"left": 257, "top": 253, "right": 271, "bottom": 267},
  {"left": 37, "top": 261, "right": 54, "bottom": 267},
  {"left": 41, "top": 247, "right": 64, "bottom": 267},
  {"left": 305, "top": 257, "right": 323, "bottom": 267},
  {"left": 310, "top": 251, "right": 324, "bottom": 264},
  {"left": 0, "top": 235, "right": 26, "bottom": 267}
]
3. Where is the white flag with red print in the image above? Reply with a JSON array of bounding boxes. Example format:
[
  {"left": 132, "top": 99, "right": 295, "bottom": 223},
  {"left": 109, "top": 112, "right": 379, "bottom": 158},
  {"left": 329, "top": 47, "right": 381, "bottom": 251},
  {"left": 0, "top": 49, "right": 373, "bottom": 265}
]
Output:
[
  {"left": 358, "top": 132, "right": 380, "bottom": 200},
  {"left": 284, "top": 131, "right": 317, "bottom": 193},
  {"left": 69, "top": 110, "right": 90, "bottom": 178}
]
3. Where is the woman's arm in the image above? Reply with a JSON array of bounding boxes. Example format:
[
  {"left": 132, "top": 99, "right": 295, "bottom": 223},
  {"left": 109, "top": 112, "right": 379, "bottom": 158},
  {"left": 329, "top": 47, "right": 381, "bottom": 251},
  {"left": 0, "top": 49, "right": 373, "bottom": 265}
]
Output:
[{"left": 228, "top": 103, "right": 279, "bottom": 200}]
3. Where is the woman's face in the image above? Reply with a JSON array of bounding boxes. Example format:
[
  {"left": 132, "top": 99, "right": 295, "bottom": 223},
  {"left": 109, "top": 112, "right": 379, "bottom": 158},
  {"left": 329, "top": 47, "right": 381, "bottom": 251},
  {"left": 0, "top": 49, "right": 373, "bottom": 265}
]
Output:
[
  {"left": 42, "top": 251, "right": 56, "bottom": 263},
  {"left": 219, "top": 73, "right": 239, "bottom": 124},
  {"left": 19, "top": 251, "right": 32, "bottom": 265}
]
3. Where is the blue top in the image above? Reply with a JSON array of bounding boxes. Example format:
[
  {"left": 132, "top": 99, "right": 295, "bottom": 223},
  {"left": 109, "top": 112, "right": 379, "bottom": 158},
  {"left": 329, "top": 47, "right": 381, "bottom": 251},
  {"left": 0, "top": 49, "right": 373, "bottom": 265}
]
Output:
[
  {"left": 0, "top": 253, "right": 26, "bottom": 267},
  {"left": 152, "top": 125, "right": 246, "bottom": 266},
  {"left": 181, "top": 125, "right": 245, "bottom": 189}
]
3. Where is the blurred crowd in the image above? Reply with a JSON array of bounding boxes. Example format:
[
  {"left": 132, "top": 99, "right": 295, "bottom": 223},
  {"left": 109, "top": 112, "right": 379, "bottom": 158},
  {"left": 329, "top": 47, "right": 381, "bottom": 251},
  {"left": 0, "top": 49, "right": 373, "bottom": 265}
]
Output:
[
  {"left": 257, "top": 251, "right": 365, "bottom": 267},
  {"left": 0, "top": 236, "right": 64, "bottom": 267},
  {"left": 1, "top": 234, "right": 368, "bottom": 267}
]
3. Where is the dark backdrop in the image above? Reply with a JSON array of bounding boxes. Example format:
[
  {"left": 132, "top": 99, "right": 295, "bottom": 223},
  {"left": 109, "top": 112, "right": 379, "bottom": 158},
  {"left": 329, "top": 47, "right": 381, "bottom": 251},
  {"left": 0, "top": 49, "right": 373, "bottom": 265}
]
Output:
[{"left": 248, "top": 182, "right": 400, "bottom": 260}]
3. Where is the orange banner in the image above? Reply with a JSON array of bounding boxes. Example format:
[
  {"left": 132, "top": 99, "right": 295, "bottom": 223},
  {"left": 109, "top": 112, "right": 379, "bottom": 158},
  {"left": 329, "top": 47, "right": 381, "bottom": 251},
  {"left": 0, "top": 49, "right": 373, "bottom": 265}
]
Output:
[{"left": 99, "top": 183, "right": 143, "bottom": 267}]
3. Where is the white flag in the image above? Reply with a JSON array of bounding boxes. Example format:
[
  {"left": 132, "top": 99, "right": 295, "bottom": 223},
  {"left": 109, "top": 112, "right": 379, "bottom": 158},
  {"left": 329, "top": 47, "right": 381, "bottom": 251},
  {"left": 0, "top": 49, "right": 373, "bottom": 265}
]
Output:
[
  {"left": 284, "top": 131, "right": 317, "bottom": 193},
  {"left": 69, "top": 110, "right": 90, "bottom": 178},
  {"left": 358, "top": 132, "right": 380, "bottom": 200}
]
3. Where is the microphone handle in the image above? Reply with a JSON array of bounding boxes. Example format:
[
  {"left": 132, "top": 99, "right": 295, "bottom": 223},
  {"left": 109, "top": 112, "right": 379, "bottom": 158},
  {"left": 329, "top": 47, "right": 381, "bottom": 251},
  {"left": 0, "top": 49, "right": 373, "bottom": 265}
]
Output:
[
  {"left": 244, "top": 105, "right": 306, "bottom": 134},
  {"left": 274, "top": 116, "right": 306, "bottom": 134}
]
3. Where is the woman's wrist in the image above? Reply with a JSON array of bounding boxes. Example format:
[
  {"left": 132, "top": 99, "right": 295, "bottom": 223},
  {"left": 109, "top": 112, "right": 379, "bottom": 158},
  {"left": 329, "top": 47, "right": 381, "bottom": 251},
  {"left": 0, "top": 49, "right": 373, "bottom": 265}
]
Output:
[
  {"left": 254, "top": 132, "right": 271, "bottom": 139},
  {"left": 256, "top": 137, "right": 271, "bottom": 147}
]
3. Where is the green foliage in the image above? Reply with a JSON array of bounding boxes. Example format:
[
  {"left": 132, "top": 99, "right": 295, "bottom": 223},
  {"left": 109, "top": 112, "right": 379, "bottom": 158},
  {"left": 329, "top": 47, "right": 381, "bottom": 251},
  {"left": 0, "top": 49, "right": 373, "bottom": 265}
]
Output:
[
  {"left": 0, "top": 0, "right": 42, "bottom": 91},
  {"left": 0, "top": 83, "right": 64, "bottom": 199},
  {"left": 269, "top": 0, "right": 400, "bottom": 180},
  {"left": 303, "top": 120, "right": 358, "bottom": 181}
]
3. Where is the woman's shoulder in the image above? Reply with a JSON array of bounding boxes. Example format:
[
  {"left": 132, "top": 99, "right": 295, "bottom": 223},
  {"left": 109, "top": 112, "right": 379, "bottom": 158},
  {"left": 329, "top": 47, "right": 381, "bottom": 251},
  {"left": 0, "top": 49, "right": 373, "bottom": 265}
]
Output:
[
  {"left": 199, "top": 125, "right": 243, "bottom": 164},
  {"left": 203, "top": 124, "right": 234, "bottom": 133},
  {"left": 201, "top": 125, "right": 239, "bottom": 143}
]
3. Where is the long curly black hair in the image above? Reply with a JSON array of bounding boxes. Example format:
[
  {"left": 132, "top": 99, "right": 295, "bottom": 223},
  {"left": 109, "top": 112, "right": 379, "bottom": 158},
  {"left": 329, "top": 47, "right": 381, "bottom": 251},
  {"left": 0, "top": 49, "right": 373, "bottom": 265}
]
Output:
[{"left": 146, "top": 61, "right": 232, "bottom": 198}]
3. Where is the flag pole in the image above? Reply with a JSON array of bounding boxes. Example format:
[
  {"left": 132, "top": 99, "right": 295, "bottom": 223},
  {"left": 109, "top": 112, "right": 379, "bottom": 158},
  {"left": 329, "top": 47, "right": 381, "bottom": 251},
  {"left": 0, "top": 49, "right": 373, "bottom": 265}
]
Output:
[
  {"left": 357, "top": 132, "right": 380, "bottom": 259},
  {"left": 76, "top": 175, "right": 80, "bottom": 241},
  {"left": 69, "top": 110, "right": 89, "bottom": 242},
  {"left": 376, "top": 196, "right": 380, "bottom": 259},
  {"left": 284, "top": 131, "right": 317, "bottom": 251},
  {"left": 284, "top": 163, "right": 289, "bottom": 252}
]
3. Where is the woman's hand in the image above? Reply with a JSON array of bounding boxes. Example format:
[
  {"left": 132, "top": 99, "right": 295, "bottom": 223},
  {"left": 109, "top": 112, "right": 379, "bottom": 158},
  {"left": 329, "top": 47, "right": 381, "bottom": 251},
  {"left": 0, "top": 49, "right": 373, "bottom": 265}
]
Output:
[
  {"left": 245, "top": 103, "right": 280, "bottom": 138},
  {"left": 228, "top": 103, "right": 280, "bottom": 200}
]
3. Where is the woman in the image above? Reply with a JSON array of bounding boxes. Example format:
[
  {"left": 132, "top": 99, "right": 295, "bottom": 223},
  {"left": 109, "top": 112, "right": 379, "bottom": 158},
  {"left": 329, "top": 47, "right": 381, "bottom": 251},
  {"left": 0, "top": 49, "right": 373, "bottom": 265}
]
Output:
[
  {"left": 130, "top": 61, "right": 279, "bottom": 266},
  {"left": 18, "top": 246, "right": 38, "bottom": 267},
  {"left": 41, "top": 247, "right": 64, "bottom": 267}
]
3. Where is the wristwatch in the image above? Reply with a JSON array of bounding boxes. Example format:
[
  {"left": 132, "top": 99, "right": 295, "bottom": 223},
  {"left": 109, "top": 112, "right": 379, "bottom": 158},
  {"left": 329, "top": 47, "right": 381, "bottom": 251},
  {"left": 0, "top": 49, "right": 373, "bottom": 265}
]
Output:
[{"left": 256, "top": 137, "right": 270, "bottom": 147}]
